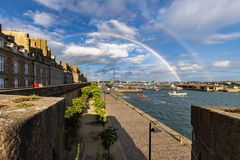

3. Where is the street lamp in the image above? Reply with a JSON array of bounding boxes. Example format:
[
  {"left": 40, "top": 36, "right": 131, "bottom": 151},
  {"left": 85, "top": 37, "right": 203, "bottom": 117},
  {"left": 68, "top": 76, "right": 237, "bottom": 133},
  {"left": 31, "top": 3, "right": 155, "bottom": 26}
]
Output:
[{"left": 149, "top": 122, "right": 161, "bottom": 160}]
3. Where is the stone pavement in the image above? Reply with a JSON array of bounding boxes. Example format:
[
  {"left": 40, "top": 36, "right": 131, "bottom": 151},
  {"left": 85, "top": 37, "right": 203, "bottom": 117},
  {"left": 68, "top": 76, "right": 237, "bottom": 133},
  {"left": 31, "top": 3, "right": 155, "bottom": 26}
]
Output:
[{"left": 105, "top": 94, "right": 191, "bottom": 160}]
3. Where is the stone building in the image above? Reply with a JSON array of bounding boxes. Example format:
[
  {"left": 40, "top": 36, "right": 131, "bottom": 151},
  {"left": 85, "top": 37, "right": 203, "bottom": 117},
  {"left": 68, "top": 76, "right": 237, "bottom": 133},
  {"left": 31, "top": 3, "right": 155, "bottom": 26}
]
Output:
[
  {"left": 0, "top": 24, "right": 87, "bottom": 89},
  {"left": 71, "top": 65, "right": 81, "bottom": 83},
  {"left": 60, "top": 61, "right": 73, "bottom": 84},
  {"left": 0, "top": 26, "right": 33, "bottom": 89},
  {"left": 49, "top": 56, "right": 64, "bottom": 85},
  {"left": 2, "top": 30, "right": 30, "bottom": 53}
]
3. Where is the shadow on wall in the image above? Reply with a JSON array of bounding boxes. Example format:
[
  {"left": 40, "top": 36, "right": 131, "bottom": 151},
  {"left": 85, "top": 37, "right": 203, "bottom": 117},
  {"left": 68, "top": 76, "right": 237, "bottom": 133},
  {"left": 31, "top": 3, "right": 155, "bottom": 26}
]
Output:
[{"left": 108, "top": 115, "right": 147, "bottom": 160}]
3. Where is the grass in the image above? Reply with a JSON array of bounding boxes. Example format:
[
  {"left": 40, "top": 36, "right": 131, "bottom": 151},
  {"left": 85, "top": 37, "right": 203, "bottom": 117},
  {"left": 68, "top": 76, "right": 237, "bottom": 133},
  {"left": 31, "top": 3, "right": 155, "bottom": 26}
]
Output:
[
  {"left": 0, "top": 105, "right": 8, "bottom": 109},
  {"left": 13, "top": 94, "right": 40, "bottom": 103},
  {"left": 74, "top": 143, "right": 81, "bottom": 160},
  {"left": 224, "top": 109, "right": 240, "bottom": 114},
  {"left": 16, "top": 103, "right": 34, "bottom": 108}
]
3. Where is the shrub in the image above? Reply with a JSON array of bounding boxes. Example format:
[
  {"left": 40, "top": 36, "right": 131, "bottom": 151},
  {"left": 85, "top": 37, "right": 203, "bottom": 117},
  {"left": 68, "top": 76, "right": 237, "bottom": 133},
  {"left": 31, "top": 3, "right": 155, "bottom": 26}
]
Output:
[
  {"left": 16, "top": 103, "right": 34, "bottom": 108},
  {"left": 81, "top": 84, "right": 101, "bottom": 98},
  {"left": 93, "top": 98, "right": 106, "bottom": 112},
  {"left": 72, "top": 96, "right": 87, "bottom": 112},
  {"left": 97, "top": 108, "right": 108, "bottom": 126},
  {"left": 64, "top": 105, "right": 81, "bottom": 128},
  {"left": 13, "top": 94, "right": 39, "bottom": 103}
]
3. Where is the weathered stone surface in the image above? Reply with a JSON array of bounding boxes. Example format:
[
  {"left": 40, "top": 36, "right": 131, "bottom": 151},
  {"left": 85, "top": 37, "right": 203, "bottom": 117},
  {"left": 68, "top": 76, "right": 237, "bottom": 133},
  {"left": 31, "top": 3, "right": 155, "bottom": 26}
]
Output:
[
  {"left": 0, "top": 83, "right": 89, "bottom": 96},
  {"left": 192, "top": 106, "right": 240, "bottom": 160},
  {"left": 0, "top": 95, "right": 65, "bottom": 160}
]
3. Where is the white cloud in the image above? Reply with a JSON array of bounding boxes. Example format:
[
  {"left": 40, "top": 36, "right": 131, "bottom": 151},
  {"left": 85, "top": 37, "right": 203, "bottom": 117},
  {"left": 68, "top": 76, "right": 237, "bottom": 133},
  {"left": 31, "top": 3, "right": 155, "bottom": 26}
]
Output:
[
  {"left": 159, "top": 0, "right": 240, "bottom": 38},
  {"left": 64, "top": 45, "right": 101, "bottom": 57},
  {"left": 34, "top": 0, "right": 134, "bottom": 19},
  {"left": 123, "top": 54, "right": 147, "bottom": 64},
  {"left": 0, "top": 14, "right": 64, "bottom": 58},
  {"left": 47, "top": 40, "right": 65, "bottom": 54},
  {"left": 63, "top": 42, "right": 137, "bottom": 62},
  {"left": 212, "top": 60, "right": 231, "bottom": 68},
  {"left": 24, "top": 11, "right": 55, "bottom": 27},
  {"left": 204, "top": 32, "right": 240, "bottom": 44},
  {"left": 176, "top": 62, "right": 203, "bottom": 72},
  {"left": 35, "top": 0, "right": 62, "bottom": 10},
  {"left": 95, "top": 19, "right": 138, "bottom": 38}
]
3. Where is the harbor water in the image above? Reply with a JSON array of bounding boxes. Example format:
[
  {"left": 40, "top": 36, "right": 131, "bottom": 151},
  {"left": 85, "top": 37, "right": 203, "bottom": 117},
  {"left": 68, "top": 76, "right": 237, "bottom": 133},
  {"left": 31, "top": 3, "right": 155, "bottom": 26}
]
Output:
[{"left": 122, "top": 89, "right": 240, "bottom": 139}]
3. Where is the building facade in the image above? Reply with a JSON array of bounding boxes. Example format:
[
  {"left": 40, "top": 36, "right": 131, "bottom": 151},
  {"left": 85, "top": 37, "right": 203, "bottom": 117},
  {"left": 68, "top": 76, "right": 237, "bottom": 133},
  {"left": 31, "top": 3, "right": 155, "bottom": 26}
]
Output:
[{"left": 0, "top": 24, "right": 87, "bottom": 89}]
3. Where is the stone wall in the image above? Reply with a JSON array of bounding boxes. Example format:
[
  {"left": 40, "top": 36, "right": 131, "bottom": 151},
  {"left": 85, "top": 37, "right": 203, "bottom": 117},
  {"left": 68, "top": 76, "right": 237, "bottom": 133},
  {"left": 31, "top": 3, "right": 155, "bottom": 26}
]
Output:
[
  {"left": 0, "top": 84, "right": 89, "bottom": 159},
  {"left": 0, "top": 95, "right": 66, "bottom": 160},
  {"left": 191, "top": 105, "right": 240, "bottom": 160},
  {"left": 0, "top": 83, "right": 89, "bottom": 96}
]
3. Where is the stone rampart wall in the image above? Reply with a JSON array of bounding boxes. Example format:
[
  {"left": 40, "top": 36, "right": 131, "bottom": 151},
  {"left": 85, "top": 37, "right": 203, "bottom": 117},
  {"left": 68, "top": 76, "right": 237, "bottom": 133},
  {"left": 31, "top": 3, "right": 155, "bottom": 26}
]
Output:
[
  {"left": 191, "top": 106, "right": 240, "bottom": 160},
  {"left": 0, "top": 83, "right": 89, "bottom": 159},
  {"left": 0, "top": 83, "right": 89, "bottom": 96}
]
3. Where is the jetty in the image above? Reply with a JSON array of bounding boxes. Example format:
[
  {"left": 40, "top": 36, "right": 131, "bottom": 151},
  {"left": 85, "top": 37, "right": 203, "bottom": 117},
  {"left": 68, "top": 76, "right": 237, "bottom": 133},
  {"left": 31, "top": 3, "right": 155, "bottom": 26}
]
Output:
[
  {"left": 116, "top": 88, "right": 143, "bottom": 93},
  {"left": 105, "top": 93, "right": 191, "bottom": 160}
]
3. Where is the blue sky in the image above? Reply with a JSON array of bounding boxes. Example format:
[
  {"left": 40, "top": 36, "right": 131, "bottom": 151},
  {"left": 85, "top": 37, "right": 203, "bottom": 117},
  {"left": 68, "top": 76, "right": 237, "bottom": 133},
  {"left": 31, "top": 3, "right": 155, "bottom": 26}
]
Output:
[{"left": 1, "top": 0, "right": 240, "bottom": 81}]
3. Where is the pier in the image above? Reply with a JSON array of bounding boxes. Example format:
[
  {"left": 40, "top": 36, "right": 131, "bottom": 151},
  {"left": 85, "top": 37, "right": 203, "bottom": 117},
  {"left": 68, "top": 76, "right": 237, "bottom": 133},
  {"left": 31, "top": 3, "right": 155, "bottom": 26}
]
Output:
[{"left": 105, "top": 93, "right": 191, "bottom": 160}]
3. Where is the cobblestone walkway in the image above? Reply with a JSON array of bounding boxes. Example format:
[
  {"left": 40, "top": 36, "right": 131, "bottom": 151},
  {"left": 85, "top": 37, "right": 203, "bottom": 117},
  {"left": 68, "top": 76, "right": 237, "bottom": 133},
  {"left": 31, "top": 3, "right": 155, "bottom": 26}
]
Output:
[{"left": 105, "top": 94, "right": 191, "bottom": 160}]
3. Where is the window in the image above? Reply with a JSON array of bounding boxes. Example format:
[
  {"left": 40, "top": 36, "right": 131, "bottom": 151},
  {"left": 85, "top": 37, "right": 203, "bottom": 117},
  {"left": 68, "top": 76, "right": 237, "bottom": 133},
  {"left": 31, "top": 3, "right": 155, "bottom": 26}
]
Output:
[
  {"left": 25, "top": 78, "right": 29, "bottom": 87},
  {"left": 0, "top": 55, "right": 4, "bottom": 71},
  {"left": 14, "top": 60, "right": 18, "bottom": 73},
  {"left": 0, "top": 78, "right": 4, "bottom": 89},
  {"left": 14, "top": 78, "right": 19, "bottom": 88},
  {"left": 34, "top": 64, "right": 36, "bottom": 76},
  {"left": 40, "top": 67, "right": 43, "bottom": 77},
  {"left": 24, "top": 63, "right": 29, "bottom": 75},
  {"left": 0, "top": 39, "right": 3, "bottom": 48}
]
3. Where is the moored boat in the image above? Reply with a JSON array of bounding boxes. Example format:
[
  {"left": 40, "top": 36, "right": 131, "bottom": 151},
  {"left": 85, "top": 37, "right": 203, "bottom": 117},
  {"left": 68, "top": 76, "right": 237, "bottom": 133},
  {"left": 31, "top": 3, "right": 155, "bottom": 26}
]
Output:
[
  {"left": 136, "top": 93, "right": 147, "bottom": 99},
  {"left": 168, "top": 90, "right": 187, "bottom": 97}
]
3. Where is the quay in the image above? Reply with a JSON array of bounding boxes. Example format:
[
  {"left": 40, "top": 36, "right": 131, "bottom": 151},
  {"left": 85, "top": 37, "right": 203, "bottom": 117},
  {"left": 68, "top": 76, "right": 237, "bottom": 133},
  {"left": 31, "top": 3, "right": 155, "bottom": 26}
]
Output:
[
  {"left": 105, "top": 93, "right": 191, "bottom": 160},
  {"left": 116, "top": 88, "right": 143, "bottom": 93}
]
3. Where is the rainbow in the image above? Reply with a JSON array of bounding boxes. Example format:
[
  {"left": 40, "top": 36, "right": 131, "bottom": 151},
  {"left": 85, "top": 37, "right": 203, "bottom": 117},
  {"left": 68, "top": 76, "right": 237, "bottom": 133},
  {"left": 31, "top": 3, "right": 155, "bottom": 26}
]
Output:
[
  {"left": 65, "top": 32, "right": 182, "bottom": 82},
  {"left": 143, "top": 18, "right": 212, "bottom": 80}
]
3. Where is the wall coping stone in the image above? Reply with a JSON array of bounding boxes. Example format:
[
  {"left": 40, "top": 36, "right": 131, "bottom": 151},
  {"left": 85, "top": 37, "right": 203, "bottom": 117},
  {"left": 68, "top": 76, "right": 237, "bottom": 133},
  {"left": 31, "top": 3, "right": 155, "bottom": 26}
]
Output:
[{"left": 0, "top": 95, "right": 64, "bottom": 129}]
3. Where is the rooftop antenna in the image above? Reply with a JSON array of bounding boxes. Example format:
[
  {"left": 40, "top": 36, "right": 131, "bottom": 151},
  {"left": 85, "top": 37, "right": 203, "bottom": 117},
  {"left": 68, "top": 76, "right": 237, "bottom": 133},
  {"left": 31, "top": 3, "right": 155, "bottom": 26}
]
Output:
[{"left": 113, "top": 67, "right": 116, "bottom": 83}]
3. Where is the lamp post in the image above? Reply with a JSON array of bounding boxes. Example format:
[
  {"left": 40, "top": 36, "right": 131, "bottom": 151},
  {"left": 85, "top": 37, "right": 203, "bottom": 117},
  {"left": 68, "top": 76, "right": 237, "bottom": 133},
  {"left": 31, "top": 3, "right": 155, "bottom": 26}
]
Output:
[{"left": 149, "top": 122, "right": 161, "bottom": 160}]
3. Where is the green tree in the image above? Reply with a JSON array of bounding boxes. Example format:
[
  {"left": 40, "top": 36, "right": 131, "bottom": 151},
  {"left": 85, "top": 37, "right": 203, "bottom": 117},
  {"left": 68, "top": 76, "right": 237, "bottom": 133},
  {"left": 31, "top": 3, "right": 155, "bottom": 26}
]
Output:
[
  {"left": 97, "top": 108, "right": 108, "bottom": 127},
  {"left": 105, "top": 83, "right": 113, "bottom": 88},
  {"left": 99, "top": 127, "right": 118, "bottom": 160}
]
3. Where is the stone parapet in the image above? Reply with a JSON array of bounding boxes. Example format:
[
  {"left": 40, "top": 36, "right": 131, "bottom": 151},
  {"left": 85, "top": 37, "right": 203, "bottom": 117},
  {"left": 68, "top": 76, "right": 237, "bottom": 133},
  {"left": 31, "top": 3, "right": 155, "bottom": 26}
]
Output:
[
  {"left": 0, "top": 83, "right": 89, "bottom": 96},
  {"left": 0, "top": 95, "right": 66, "bottom": 160},
  {"left": 191, "top": 105, "right": 240, "bottom": 160}
]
